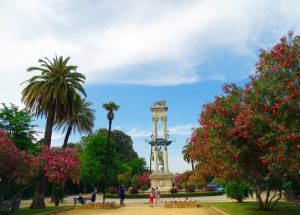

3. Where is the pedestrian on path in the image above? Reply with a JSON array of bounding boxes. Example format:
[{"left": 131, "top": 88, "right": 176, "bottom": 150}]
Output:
[
  {"left": 148, "top": 187, "right": 155, "bottom": 207},
  {"left": 155, "top": 187, "right": 160, "bottom": 206},
  {"left": 91, "top": 189, "right": 96, "bottom": 203},
  {"left": 119, "top": 186, "right": 125, "bottom": 205}
]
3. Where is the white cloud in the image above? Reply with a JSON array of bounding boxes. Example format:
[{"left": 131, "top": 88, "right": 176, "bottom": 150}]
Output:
[
  {"left": 1, "top": 0, "right": 300, "bottom": 104},
  {"left": 126, "top": 123, "right": 196, "bottom": 140},
  {"left": 168, "top": 123, "right": 197, "bottom": 136},
  {"left": 126, "top": 128, "right": 150, "bottom": 139},
  {"left": 34, "top": 127, "right": 65, "bottom": 147}
]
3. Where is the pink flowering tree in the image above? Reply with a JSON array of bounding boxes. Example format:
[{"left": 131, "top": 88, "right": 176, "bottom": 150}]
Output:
[
  {"left": 189, "top": 33, "right": 300, "bottom": 210},
  {"left": 0, "top": 130, "right": 34, "bottom": 208},
  {"left": 135, "top": 172, "right": 151, "bottom": 189},
  {"left": 34, "top": 146, "right": 80, "bottom": 186},
  {"left": 0, "top": 129, "right": 80, "bottom": 209}
]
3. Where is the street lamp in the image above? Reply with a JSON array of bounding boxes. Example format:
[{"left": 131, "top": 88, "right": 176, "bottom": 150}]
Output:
[
  {"left": 185, "top": 170, "right": 188, "bottom": 200},
  {"left": 102, "top": 102, "right": 119, "bottom": 202}
]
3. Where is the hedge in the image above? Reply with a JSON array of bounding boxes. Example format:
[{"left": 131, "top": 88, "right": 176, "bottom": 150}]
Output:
[{"left": 106, "top": 190, "right": 223, "bottom": 199}]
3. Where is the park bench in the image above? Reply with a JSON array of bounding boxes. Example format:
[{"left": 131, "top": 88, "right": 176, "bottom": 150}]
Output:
[
  {"left": 2, "top": 201, "right": 11, "bottom": 209},
  {"left": 1, "top": 199, "right": 21, "bottom": 212},
  {"left": 283, "top": 192, "right": 300, "bottom": 206},
  {"left": 74, "top": 197, "right": 91, "bottom": 205}
]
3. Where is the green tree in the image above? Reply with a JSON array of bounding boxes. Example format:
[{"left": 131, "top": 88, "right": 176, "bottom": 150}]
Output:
[
  {"left": 21, "top": 56, "right": 86, "bottom": 209},
  {"left": 102, "top": 101, "right": 119, "bottom": 202},
  {"left": 55, "top": 98, "right": 95, "bottom": 148},
  {"left": 0, "top": 103, "right": 36, "bottom": 151},
  {"left": 97, "top": 129, "right": 138, "bottom": 162},
  {"left": 80, "top": 131, "right": 119, "bottom": 190},
  {"left": 182, "top": 142, "right": 195, "bottom": 171}
]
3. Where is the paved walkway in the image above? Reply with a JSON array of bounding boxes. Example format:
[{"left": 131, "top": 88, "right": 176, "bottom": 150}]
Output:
[
  {"left": 65, "top": 193, "right": 237, "bottom": 205},
  {"left": 60, "top": 203, "right": 222, "bottom": 215}
]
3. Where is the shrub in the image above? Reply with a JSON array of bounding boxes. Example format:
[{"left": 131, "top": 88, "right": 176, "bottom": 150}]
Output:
[
  {"left": 106, "top": 190, "right": 223, "bottom": 198},
  {"left": 109, "top": 187, "right": 119, "bottom": 194},
  {"left": 52, "top": 186, "right": 64, "bottom": 206},
  {"left": 0, "top": 208, "right": 11, "bottom": 215},
  {"left": 140, "top": 184, "right": 150, "bottom": 191},
  {"left": 283, "top": 181, "right": 295, "bottom": 193},
  {"left": 176, "top": 185, "right": 183, "bottom": 190},
  {"left": 225, "top": 182, "right": 252, "bottom": 203},
  {"left": 205, "top": 185, "right": 216, "bottom": 191},
  {"left": 129, "top": 187, "right": 139, "bottom": 194},
  {"left": 170, "top": 187, "right": 178, "bottom": 193},
  {"left": 187, "top": 185, "right": 195, "bottom": 192},
  {"left": 211, "top": 178, "right": 226, "bottom": 187}
]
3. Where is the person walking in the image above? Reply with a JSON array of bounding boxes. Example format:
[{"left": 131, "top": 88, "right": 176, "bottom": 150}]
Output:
[
  {"left": 119, "top": 186, "right": 125, "bottom": 205},
  {"left": 148, "top": 187, "right": 155, "bottom": 207},
  {"left": 91, "top": 188, "right": 96, "bottom": 203},
  {"left": 155, "top": 187, "right": 160, "bottom": 206},
  {"left": 78, "top": 193, "right": 85, "bottom": 205}
]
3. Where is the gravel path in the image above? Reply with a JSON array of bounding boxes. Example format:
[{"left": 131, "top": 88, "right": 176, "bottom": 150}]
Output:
[{"left": 60, "top": 203, "right": 222, "bottom": 215}]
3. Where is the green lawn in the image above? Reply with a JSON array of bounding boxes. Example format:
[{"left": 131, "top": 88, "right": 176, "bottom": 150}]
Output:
[
  {"left": 204, "top": 201, "right": 300, "bottom": 215},
  {"left": 14, "top": 205, "right": 76, "bottom": 215}
]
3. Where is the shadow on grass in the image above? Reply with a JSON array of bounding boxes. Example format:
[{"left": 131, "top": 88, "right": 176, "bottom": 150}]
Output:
[
  {"left": 203, "top": 201, "right": 300, "bottom": 215},
  {"left": 14, "top": 205, "right": 77, "bottom": 215}
]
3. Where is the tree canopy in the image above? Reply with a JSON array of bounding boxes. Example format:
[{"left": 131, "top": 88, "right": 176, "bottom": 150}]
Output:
[
  {"left": 189, "top": 33, "right": 300, "bottom": 210},
  {"left": 0, "top": 103, "right": 36, "bottom": 151}
]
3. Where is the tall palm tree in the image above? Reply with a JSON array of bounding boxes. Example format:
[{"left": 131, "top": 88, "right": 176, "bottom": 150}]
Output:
[
  {"left": 102, "top": 101, "right": 119, "bottom": 202},
  {"left": 21, "top": 56, "right": 86, "bottom": 209},
  {"left": 55, "top": 98, "right": 95, "bottom": 148},
  {"left": 182, "top": 142, "right": 195, "bottom": 171}
]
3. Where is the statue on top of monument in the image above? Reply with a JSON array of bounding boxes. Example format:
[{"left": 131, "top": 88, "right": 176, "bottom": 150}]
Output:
[{"left": 152, "top": 100, "right": 166, "bottom": 107}]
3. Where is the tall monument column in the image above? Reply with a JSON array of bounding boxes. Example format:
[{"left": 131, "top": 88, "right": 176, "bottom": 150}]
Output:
[
  {"left": 152, "top": 117, "right": 158, "bottom": 139},
  {"left": 161, "top": 117, "right": 169, "bottom": 173},
  {"left": 148, "top": 100, "right": 173, "bottom": 191},
  {"left": 152, "top": 117, "right": 159, "bottom": 173}
]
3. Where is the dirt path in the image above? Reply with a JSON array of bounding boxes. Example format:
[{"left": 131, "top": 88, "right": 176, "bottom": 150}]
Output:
[{"left": 59, "top": 203, "right": 222, "bottom": 215}]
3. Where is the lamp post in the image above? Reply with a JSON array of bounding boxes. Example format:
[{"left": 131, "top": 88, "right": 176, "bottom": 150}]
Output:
[
  {"left": 102, "top": 102, "right": 119, "bottom": 202},
  {"left": 185, "top": 171, "right": 188, "bottom": 200}
]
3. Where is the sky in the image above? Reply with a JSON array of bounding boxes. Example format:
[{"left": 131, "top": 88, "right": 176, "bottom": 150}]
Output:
[{"left": 1, "top": 0, "right": 300, "bottom": 173}]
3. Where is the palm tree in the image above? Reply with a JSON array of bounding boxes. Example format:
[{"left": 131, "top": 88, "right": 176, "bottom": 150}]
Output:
[
  {"left": 55, "top": 98, "right": 95, "bottom": 148},
  {"left": 102, "top": 101, "right": 119, "bottom": 202},
  {"left": 182, "top": 142, "right": 195, "bottom": 171},
  {"left": 21, "top": 56, "right": 86, "bottom": 209}
]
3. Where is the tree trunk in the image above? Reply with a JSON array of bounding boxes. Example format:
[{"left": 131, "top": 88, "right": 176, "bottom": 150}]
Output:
[
  {"left": 0, "top": 183, "right": 8, "bottom": 210},
  {"left": 62, "top": 125, "right": 72, "bottom": 148},
  {"left": 30, "top": 107, "right": 55, "bottom": 209},
  {"left": 191, "top": 160, "right": 195, "bottom": 171},
  {"left": 44, "top": 107, "right": 55, "bottom": 147},
  {"left": 103, "top": 119, "right": 112, "bottom": 203},
  {"left": 30, "top": 175, "right": 47, "bottom": 209}
]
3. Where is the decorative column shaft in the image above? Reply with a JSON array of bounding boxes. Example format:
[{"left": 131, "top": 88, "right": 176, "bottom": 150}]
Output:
[
  {"left": 152, "top": 117, "right": 159, "bottom": 173},
  {"left": 162, "top": 117, "right": 169, "bottom": 173},
  {"left": 153, "top": 146, "right": 159, "bottom": 173},
  {"left": 162, "top": 117, "right": 167, "bottom": 140},
  {"left": 163, "top": 146, "right": 169, "bottom": 173},
  {"left": 152, "top": 118, "right": 158, "bottom": 139}
]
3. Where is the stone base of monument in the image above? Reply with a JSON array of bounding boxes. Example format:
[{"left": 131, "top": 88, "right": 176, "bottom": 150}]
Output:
[
  {"left": 149, "top": 172, "right": 173, "bottom": 191},
  {"left": 164, "top": 201, "right": 197, "bottom": 208},
  {"left": 83, "top": 202, "right": 118, "bottom": 209}
]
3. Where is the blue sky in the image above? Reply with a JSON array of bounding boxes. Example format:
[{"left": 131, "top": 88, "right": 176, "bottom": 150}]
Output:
[{"left": 1, "top": 0, "right": 300, "bottom": 172}]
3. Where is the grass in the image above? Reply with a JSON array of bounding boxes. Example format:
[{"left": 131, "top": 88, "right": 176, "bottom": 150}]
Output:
[
  {"left": 202, "top": 201, "right": 300, "bottom": 215},
  {"left": 14, "top": 205, "right": 76, "bottom": 215}
]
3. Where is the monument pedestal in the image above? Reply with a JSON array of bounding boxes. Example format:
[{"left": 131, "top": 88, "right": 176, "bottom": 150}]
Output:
[{"left": 149, "top": 172, "right": 173, "bottom": 191}]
